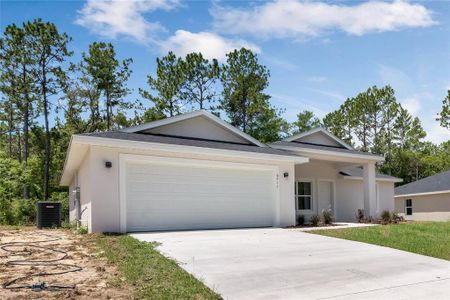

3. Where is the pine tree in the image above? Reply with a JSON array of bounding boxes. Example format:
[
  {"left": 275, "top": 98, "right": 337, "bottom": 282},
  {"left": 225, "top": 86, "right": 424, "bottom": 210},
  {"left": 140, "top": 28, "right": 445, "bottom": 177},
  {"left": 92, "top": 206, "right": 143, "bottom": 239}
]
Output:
[
  {"left": 179, "top": 52, "right": 219, "bottom": 111},
  {"left": 82, "top": 42, "right": 132, "bottom": 130},
  {"left": 140, "top": 52, "right": 184, "bottom": 117},
  {"left": 293, "top": 110, "right": 321, "bottom": 134},
  {"left": 437, "top": 90, "right": 450, "bottom": 130},
  {"left": 24, "top": 19, "right": 72, "bottom": 200}
]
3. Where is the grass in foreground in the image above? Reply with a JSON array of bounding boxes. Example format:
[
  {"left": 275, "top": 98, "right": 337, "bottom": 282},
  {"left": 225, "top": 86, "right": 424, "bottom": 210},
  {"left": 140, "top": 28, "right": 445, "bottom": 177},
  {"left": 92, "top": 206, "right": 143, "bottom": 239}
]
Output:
[
  {"left": 95, "top": 234, "right": 221, "bottom": 300},
  {"left": 311, "top": 221, "right": 450, "bottom": 261}
]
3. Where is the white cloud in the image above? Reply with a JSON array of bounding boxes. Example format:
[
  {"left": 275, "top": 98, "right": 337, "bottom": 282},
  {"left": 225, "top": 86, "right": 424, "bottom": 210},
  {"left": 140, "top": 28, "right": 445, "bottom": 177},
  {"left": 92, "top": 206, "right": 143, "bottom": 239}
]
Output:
[
  {"left": 400, "top": 97, "right": 421, "bottom": 116},
  {"left": 75, "top": 0, "right": 180, "bottom": 43},
  {"left": 212, "top": 0, "right": 435, "bottom": 39},
  {"left": 263, "top": 55, "right": 298, "bottom": 71},
  {"left": 307, "top": 76, "right": 327, "bottom": 83},
  {"left": 272, "top": 93, "right": 328, "bottom": 120},
  {"left": 159, "top": 30, "right": 260, "bottom": 61},
  {"left": 378, "top": 64, "right": 412, "bottom": 90},
  {"left": 306, "top": 87, "right": 345, "bottom": 102},
  {"left": 424, "top": 122, "right": 450, "bottom": 144}
]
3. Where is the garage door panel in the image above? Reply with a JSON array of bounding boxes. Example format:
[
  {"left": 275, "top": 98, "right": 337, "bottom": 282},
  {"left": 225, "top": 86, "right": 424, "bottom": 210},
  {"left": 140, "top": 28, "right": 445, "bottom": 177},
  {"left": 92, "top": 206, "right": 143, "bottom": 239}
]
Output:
[{"left": 124, "top": 159, "right": 276, "bottom": 231}]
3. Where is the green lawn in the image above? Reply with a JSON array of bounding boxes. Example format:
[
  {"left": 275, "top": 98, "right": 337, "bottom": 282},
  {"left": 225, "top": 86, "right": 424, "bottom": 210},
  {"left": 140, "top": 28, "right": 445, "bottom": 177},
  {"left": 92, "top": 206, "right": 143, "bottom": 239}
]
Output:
[
  {"left": 95, "top": 234, "right": 221, "bottom": 300},
  {"left": 311, "top": 221, "right": 450, "bottom": 261}
]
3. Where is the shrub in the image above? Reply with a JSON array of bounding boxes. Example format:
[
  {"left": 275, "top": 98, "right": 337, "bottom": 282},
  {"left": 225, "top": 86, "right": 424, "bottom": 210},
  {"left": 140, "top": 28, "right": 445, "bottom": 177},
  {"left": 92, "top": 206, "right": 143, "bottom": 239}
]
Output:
[
  {"left": 0, "top": 198, "right": 38, "bottom": 225},
  {"left": 356, "top": 209, "right": 365, "bottom": 223},
  {"left": 380, "top": 210, "right": 392, "bottom": 224},
  {"left": 61, "top": 220, "right": 77, "bottom": 229},
  {"left": 0, "top": 197, "right": 14, "bottom": 225},
  {"left": 322, "top": 210, "right": 333, "bottom": 225},
  {"left": 297, "top": 215, "right": 305, "bottom": 226},
  {"left": 392, "top": 212, "right": 404, "bottom": 223},
  {"left": 77, "top": 226, "right": 88, "bottom": 234},
  {"left": 11, "top": 198, "right": 37, "bottom": 225},
  {"left": 310, "top": 214, "right": 320, "bottom": 227}
]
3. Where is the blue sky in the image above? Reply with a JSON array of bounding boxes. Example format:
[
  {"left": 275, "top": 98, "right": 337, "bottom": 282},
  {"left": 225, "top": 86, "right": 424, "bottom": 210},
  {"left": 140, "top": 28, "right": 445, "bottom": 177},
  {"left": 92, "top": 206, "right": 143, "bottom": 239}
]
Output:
[{"left": 1, "top": 0, "right": 449, "bottom": 143}]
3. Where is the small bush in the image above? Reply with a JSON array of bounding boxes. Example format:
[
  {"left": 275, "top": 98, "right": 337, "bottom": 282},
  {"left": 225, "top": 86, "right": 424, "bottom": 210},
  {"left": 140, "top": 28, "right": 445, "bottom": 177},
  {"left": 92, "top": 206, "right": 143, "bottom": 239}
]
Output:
[
  {"left": 61, "top": 220, "right": 77, "bottom": 229},
  {"left": 322, "top": 210, "right": 333, "bottom": 225},
  {"left": 297, "top": 215, "right": 305, "bottom": 226},
  {"left": 392, "top": 212, "right": 404, "bottom": 223},
  {"left": 381, "top": 210, "right": 392, "bottom": 224},
  {"left": 356, "top": 209, "right": 365, "bottom": 223},
  {"left": 77, "top": 226, "right": 88, "bottom": 234},
  {"left": 310, "top": 214, "right": 320, "bottom": 227}
]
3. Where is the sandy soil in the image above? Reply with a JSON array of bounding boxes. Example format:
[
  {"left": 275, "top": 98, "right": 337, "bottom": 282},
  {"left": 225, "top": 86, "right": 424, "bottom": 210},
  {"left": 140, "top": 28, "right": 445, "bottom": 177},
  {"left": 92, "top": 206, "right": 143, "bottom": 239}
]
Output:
[{"left": 0, "top": 227, "right": 133, "bottom": 299}]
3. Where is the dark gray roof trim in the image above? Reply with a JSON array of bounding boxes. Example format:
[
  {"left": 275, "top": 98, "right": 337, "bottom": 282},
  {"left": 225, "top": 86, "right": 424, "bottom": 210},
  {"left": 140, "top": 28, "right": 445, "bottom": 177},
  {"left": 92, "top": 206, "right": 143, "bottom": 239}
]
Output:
[
  {"left": 81, "top": 131, "right": 302, "bottom": 157},
  {"left": 395, "top": 170, "right": 450, "bottom": 195},
  {"left": 293, "top": 141, "right": 347, "bottom": 149},
  {"left": 272, "top": 141, "right": 381, "bottom": 157},
  {"left": 340, "top": 167, "right": 401, "bottom": 180}
]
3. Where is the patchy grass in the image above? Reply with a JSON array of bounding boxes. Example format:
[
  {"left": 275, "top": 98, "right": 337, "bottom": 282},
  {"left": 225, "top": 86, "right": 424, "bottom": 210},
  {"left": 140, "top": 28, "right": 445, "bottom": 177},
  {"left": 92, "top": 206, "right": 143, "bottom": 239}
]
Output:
[
  {"left": 95, "top": 234, "right": 221, "bottom": 300},
  {"left": 311, "top": 221, "right": 450, "bottom": 261}
]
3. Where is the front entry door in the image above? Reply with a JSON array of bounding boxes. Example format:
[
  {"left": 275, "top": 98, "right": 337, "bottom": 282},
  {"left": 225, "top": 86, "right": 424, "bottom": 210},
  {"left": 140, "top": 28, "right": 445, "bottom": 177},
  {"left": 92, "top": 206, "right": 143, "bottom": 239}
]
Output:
[{"left": 318, "top": 181, "right": 334, "bottom": 215}]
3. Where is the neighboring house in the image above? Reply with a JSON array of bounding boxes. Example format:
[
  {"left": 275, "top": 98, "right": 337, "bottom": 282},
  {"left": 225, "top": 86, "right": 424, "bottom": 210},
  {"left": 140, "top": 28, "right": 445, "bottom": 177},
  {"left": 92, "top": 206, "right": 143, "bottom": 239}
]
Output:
[
  {"left": 60, "top": 110, "right": 401, "bottom": 233},
  {"left": 395, "top": 170, "right": 450, "bottom": 221}
]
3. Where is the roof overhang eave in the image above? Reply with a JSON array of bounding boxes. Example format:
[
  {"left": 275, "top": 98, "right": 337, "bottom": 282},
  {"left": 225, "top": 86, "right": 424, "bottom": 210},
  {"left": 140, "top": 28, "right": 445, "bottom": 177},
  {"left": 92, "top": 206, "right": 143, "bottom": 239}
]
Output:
[
  {"left": 394, "top": 190, "right": 450, "bottom": 198},
  {"left": 60, "top": 135, "right": 309, "bottom": 185},
  {"left": 271, "top": 144, "right": 385, "bottom": 163},
  {"left": 342, "top": 175, "right": 403, "bottom": 183}
]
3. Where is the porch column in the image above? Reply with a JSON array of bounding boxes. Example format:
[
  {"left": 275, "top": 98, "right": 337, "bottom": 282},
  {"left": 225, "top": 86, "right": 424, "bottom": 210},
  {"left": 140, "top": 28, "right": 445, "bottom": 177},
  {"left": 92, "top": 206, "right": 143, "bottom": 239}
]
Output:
[{"left": 363, "top": 162, "right": 376, "bottom": 218}]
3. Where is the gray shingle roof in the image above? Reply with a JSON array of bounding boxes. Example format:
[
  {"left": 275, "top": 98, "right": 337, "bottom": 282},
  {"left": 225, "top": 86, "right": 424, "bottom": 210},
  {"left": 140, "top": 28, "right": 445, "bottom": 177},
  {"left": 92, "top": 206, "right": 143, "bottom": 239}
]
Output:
[
  {"left": 80, "top": 131, "right": 303, "bottom": 158},
  {"left": 395, "top": 170, "right": 450, "bottom": 196},
  {"left": 340, "top": 166, "right": 401, "bottom": 181},
  {"left": 271, "top": 141, "right": 382, "bottom": 157}
]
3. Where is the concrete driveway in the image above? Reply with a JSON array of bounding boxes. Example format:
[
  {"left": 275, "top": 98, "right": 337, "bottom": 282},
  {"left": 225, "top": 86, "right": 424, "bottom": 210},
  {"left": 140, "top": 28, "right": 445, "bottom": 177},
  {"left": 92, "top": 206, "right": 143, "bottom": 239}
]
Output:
[{"left": 132, "top": 228, "right": 450, "bottom": 300}]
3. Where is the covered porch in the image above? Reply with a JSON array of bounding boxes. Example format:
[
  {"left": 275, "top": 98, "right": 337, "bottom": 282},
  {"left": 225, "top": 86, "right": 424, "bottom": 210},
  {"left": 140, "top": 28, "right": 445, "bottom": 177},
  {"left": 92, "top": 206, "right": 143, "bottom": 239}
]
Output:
[
  {"left": 270, "top": 127, "right": 399, "bottom": 223},
  {"left": 294, "top": 158, "right": 385, "bottom": 222}
]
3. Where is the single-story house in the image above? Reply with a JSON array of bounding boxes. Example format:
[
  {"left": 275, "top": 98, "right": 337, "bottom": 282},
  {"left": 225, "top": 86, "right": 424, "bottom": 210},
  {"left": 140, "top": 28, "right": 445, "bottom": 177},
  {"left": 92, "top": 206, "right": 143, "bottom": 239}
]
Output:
[
  {"left": 395, "top": 170, "right": 450, "bottom": 221},
  {"left": 60, "top": 110, "right": 401, "bottom": 233}
]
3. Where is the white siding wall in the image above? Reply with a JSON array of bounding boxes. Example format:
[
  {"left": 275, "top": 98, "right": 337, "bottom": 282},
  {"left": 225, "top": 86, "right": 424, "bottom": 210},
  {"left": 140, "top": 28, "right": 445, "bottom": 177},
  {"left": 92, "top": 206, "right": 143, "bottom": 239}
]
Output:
[{"left": 80, "top": 145, "right": 296, "bottom": 233}]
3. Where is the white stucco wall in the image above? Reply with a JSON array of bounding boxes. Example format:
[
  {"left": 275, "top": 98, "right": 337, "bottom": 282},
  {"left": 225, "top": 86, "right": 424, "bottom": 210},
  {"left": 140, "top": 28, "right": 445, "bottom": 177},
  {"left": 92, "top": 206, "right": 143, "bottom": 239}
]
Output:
[
  {"left": 69, "top": 180, "right": 76, "bottom": 222},
  {"left": 335, "top": 179, "right": 363, "bottom": 221},
  {"left": 335, "top": 180, "right": 394, "bottom": 221},
  {"left": 294, "top": 160, "right": 395, "bottom": 222},
  {"left": 378, "top": 181, "right": 395, "bottom": 214},
  {"left": 395, "top": 193, "right": 450, "bottom": 221},
  {"left": 73, "top": 145, "right": 297, "bottom": 233},
  {"left": 69, "top": 150, "right": 92, "bottom": 230},
  {"left": 295, "top": 160, "right": 339, "bottom": 220}
]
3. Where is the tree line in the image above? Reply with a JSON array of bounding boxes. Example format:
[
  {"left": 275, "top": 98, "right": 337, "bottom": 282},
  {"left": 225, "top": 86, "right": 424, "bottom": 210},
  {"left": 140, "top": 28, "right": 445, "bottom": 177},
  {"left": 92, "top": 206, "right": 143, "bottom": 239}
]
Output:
[{"left": 0, "top": 19, "right": 449, "bottom": 224}]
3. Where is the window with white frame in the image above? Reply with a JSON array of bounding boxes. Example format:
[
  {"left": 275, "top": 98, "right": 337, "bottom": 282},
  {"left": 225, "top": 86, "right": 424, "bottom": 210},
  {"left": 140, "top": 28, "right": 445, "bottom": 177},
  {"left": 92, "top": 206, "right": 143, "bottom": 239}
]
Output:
[
  {"left": 296, "top": 181, "right": 312, "bottom": 210},
  {"left": 405, "top": 199, "right": 413, "bottom": 215}
]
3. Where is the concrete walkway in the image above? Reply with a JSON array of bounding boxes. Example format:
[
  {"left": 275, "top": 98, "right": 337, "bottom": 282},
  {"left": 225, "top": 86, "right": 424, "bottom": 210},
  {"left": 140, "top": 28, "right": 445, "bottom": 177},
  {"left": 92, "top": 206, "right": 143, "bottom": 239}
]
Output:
[
  {"left": 293, "top": 222, "right": 379, "bottom": 231},
  {"left": 132, "top": 228, "right": 450, "bottom": 300}
]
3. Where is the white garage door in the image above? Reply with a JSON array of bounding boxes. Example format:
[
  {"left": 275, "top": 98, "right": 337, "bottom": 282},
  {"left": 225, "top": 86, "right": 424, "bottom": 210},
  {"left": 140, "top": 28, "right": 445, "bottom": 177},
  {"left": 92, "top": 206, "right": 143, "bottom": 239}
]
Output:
[{"left": 122, "top": 156, "right": 277, "bottom": 232}]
